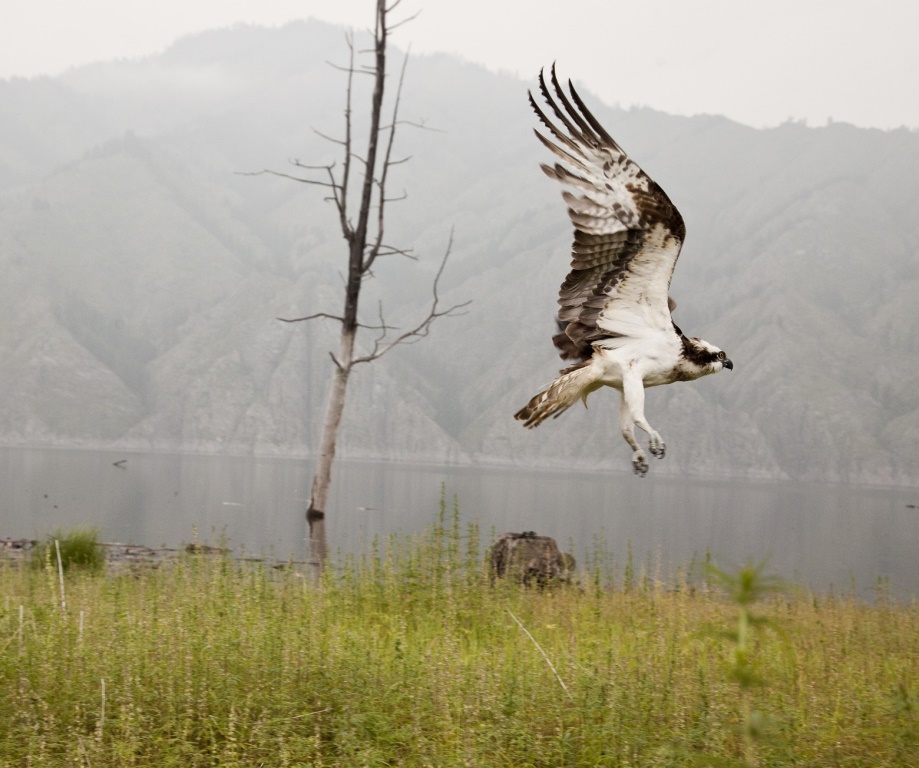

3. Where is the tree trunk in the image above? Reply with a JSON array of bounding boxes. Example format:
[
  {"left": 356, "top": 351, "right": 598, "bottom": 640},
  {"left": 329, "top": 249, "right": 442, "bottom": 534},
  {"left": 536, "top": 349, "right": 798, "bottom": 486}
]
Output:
[{"left": 306, "top": 325, "right": 356, "bottom": 569}]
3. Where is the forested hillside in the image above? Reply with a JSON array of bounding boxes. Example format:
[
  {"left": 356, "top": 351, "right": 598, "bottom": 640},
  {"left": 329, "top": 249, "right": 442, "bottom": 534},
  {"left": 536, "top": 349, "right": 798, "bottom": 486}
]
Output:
[{"left": 1, "top": 20, "right": 917, "bottom": 484}]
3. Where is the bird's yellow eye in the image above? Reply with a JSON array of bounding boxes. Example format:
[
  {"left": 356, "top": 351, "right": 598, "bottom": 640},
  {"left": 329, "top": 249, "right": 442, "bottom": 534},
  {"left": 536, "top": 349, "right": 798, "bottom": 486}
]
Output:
[{"left": 717, "top": 351, "right": 725, "bottom": 360}]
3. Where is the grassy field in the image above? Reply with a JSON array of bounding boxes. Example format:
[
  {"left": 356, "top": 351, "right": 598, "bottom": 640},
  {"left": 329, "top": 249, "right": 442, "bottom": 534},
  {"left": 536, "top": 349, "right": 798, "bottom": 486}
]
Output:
[{"left": 1, "top": 511, "right": 917, "bottom": 767}]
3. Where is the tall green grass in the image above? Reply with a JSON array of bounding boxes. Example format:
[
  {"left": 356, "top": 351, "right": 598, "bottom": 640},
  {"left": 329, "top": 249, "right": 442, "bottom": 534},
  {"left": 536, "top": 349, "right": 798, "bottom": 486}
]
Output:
[
  {"left": 29, "top": 527, "right": 105, "bottom": 574},
  {"left": 1, "top": 508, "right": 916, "bottom": 766}
]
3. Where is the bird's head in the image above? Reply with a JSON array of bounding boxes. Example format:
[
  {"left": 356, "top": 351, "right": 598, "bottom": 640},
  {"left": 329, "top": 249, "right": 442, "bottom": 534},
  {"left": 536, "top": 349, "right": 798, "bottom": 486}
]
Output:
[{"left": 681, "top": 337, "right": 733, "bottom": 377}]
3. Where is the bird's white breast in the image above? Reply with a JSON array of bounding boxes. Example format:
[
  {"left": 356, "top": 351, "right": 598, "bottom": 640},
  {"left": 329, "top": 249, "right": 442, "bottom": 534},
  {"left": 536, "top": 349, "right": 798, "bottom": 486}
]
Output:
[{"left": 591, "top": 331, "right": 684, "bottom": 390}]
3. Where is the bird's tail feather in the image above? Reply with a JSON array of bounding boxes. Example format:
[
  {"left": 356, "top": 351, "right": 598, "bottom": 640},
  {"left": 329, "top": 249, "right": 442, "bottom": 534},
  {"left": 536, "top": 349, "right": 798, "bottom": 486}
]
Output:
[{"left": 514, "top": 363, "right": 599, "bottom": 429}]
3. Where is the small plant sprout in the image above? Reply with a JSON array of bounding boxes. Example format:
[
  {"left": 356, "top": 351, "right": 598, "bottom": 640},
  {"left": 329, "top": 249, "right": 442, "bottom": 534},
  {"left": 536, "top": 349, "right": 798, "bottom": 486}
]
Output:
[{"left": 705, "top": 558, "right": 784, "bottom": 767}]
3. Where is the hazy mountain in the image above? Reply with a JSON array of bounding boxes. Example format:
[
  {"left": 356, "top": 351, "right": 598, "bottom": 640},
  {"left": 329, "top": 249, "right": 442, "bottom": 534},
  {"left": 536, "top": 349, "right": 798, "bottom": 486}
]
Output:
[{"left": 1, "top": 20, "right": 917, "bottom": 486}]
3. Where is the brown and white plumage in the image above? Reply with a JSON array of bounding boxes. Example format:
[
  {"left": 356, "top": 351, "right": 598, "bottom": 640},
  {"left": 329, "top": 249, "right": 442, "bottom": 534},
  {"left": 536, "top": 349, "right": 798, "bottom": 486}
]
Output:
[{"left": 515, "top": 66, "right": 732, "bottom": 476}]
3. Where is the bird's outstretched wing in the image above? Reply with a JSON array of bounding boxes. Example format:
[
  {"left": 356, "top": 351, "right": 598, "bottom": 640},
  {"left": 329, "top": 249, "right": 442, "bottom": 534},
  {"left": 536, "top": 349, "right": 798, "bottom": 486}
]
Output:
[{"left": 531, "top": 65, "right": 685, "bottom": 362}]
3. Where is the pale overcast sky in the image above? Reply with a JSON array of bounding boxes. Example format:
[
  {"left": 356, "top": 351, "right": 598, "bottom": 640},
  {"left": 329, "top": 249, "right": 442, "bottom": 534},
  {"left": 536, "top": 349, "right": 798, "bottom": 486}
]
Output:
[{"left": 1, "top": 0, "right": 917, "bottom": 130}]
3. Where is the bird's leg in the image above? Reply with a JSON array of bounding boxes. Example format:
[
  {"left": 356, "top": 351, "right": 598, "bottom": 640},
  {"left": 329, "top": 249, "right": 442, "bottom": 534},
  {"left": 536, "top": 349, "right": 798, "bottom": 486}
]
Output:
[
  {"left": 619, "top": 395, "right": 648, "bottom": 477},
  {"left": 622, "top": 372, "right": 666, "bottom": 463}
]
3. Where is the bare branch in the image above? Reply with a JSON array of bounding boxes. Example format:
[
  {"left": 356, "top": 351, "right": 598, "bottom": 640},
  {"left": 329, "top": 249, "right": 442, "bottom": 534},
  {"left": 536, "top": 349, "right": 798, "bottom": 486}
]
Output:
[
  {"left": 311, "top": 128, "right": 348, "bottom": 147},
  {"left": 329, "top": 351, "right": 346, "bottom": 373},
  {"left": 391, "top": 118, "right": 446, "bottom": 132},
  {"left": 236, "top": 169, "right": 336, "bottom": 188},
  {"left": 278, "top": 311, "right": 398, "bottom": 333},
  {"left": 342, "top": 6, "right": 388, "bottom": 288},
  {"left": 363, "top": 47, "right": 411, "bottom": 274},
  {"left": 337, "top": 34, "right": 356, "bottom": 241},
  {"left": 277, "top": 312, "right": 345, "bottom": 324},
  {"left": 290, "top": 159, "right": 337, "bottom": 172},
  {"left": 352, "top": 230, "right": 471, "bottom": 365},
  {"left": 288, "top": 163, "right": 348, "bottom": 207},
  {"left": 324, "top": 59, "right": 376, "bottom": 76},
  {"left": 387, "top": 9, "right": 421, "bottom": 31},
  {"left": 372, "top": 244, "right": 416, "bottom": 259},
  {"left": 345, "top": 152, "right": 370, "bottom": 170},
  {"left": 364, "top": 301, "right": 400, "bottom": 350}
]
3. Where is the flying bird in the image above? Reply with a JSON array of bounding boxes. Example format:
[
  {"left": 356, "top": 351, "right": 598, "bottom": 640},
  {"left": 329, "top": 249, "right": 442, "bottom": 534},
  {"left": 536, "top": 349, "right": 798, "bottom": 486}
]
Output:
[{"left": 514, "top": 66, "right": 732, "bottom": 476}]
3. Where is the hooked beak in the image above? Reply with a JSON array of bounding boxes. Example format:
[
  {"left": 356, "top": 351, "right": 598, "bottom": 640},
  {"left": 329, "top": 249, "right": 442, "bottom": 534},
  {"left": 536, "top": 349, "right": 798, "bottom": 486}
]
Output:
[{"left": 723, "top": 358, "right": 734, "bottom": 371}]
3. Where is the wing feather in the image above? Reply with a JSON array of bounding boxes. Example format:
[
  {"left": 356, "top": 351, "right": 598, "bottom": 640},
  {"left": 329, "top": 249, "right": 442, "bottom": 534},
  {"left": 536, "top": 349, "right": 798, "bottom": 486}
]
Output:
[{"left": 530, "top": 65, "right": 686, "bottom": 362}]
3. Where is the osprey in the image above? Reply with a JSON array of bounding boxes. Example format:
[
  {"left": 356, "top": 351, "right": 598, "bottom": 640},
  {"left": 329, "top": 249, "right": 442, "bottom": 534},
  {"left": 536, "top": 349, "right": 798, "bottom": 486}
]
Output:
[{"left": 514, "top": 66, "right": 733, "bottom": 476}]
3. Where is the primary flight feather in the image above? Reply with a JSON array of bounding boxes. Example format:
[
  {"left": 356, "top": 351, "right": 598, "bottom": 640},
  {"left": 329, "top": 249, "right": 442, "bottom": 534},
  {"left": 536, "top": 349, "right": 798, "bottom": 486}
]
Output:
[{"left": 514, "top": 66, "right": 733, "bottom": 476}]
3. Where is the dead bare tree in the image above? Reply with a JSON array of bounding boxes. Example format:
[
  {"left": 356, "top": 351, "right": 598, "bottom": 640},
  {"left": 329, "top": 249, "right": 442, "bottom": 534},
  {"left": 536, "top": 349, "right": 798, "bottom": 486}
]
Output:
[{"left": 255, "top": 0, "right": 468, "bottom": 566}]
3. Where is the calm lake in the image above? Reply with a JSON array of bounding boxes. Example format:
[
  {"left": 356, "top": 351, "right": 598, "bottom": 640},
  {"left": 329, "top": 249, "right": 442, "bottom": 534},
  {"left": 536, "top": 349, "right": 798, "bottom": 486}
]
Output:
[{"left": 2, "top": 447, "right": 917, "bottom": 599}]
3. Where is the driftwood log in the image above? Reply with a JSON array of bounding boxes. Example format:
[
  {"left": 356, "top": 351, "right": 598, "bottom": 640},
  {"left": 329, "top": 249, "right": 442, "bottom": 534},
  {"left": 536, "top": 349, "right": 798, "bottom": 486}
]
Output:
[{"left": 490, "top": 531, "right": 576, "bottom": 586}]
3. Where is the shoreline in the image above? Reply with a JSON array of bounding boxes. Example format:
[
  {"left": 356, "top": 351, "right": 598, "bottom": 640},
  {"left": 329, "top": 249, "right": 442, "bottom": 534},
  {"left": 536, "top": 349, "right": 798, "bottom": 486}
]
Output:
[{"left": 0, "top": 537, "right": 307, "bottom": 571}]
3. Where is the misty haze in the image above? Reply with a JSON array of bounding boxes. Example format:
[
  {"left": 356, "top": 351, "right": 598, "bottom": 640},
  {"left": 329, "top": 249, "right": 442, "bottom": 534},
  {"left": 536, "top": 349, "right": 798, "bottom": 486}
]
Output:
[{"left": 1, "top": 20, "right": 918, "bottom": 593}]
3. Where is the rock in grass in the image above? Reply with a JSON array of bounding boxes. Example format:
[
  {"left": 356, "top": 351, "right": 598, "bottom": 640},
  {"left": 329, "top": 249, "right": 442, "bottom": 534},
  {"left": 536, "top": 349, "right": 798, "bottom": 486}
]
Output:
[{"left": 490, "top": 531, "right": 576, "bottom": 587}]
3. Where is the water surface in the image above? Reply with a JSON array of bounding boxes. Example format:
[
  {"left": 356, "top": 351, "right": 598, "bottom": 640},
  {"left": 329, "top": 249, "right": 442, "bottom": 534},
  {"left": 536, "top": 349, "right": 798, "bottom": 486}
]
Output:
[{"left": 2, "top": 447, "right": 917, "bottom": 599}]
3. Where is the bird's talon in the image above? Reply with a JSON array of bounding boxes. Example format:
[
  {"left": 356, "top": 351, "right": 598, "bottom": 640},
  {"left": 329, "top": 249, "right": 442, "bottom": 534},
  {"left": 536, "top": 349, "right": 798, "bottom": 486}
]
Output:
[{"left": 632, "top": 451, "right": 648, "bottom": 477}]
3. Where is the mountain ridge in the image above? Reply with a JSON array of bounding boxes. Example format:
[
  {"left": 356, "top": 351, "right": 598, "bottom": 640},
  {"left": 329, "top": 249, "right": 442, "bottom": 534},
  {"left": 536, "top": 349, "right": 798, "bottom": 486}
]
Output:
[{"left": 1, "top": 20, "right": 917, "bottom": 485}]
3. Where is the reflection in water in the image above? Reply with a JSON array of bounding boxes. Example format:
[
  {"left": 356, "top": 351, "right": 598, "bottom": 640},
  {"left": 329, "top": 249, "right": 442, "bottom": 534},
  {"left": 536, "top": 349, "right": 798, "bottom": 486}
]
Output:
[{"left": 2, "top": 447, "right": 917, "bottom": 599}]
